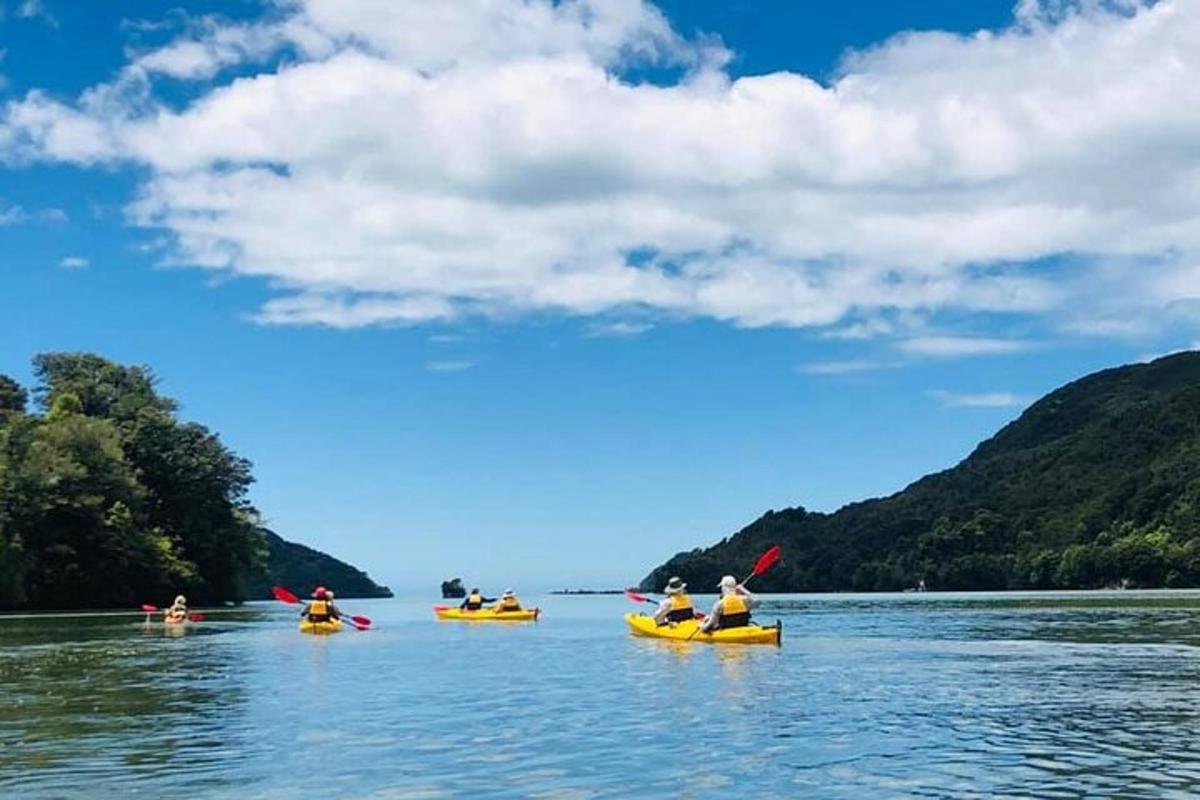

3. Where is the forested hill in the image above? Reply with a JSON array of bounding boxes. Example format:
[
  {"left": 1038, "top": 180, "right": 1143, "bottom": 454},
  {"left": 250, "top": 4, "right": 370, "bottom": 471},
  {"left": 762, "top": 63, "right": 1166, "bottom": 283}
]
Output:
[
  {"left": 246, "top": 530, "right": 392, "bottom": 600},
  {"left": 641, "top": 351, "right": 1200, "bottom": 593},
  {"left": 0, "top": 353, "right": 389, "bottom": 610}
]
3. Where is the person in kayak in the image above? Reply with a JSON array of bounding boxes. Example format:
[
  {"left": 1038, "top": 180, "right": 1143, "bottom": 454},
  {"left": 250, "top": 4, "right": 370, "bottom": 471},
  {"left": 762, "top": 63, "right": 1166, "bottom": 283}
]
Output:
[
  {"left": 165, "top": 595, "right": 188, "bottom": 623},
  {"left": 301, "top": 586, "right": 341, "bottom": 623},
  {"left": 653, "top": 577, "right": 695, "bottom": 625},
  {"left": 494, "top": 589, "right": 522, "bottom": 612},
  {"left": 460, "top": 587, "right": 496, "bottom": 611},
  {"left": 701, "top": 575, "right": 758, "bottom": 632}
]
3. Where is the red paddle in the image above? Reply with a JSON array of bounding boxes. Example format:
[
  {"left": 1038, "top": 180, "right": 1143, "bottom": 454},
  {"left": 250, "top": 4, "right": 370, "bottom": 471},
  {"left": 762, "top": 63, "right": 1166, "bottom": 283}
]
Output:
[
  {"left": 624, "top": 589, "right": 655, "bottom": 606},
  {"left": 743, "top": 544, "right": 782, "bottom": 587},
  {"left": 272, "top": 585, "right": 372, "bottom": 630}
]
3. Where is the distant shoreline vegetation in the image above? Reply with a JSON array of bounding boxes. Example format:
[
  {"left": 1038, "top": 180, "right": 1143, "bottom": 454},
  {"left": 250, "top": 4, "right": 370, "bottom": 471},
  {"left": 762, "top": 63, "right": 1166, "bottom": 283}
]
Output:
[
  {"left": 643, "top": 352, "right": 1200, "bottom": 594},
  {"left": 0, "top": 353, "right": 389, "bottom": 611},
  {"left": 550, "top": 589, "right": 625, "bottom": 595}
]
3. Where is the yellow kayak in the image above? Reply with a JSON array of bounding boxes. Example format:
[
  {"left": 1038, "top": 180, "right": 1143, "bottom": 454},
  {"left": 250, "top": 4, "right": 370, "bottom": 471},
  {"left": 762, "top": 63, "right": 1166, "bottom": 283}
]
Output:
[
  {"left": 299, "top": 618, "right": 343, "bottom": 635},
  {"left": 433, "top": 605, "right": 540, "bottom": 622},
  {"left": 624, "top": 612, "right": 781, "bottom": 646}
]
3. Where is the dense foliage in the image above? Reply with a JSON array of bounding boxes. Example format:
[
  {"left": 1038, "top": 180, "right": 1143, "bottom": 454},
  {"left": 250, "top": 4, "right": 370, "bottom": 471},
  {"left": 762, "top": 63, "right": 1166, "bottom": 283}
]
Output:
[
  {"left": 245, "top": 530, "right": 392, "bottom": 600},
  {"left": 642, "top": 352, "right": 1200, "bottom": 593},
  {"left": 0, "top": 353, "right": 264, "bottom": 609}
]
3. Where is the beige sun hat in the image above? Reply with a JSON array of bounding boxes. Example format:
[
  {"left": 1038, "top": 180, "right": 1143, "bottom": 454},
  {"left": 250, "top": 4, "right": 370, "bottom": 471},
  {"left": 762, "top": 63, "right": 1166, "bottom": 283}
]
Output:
[
  {"left": 718, "top": 575, "right": 738, "bottom": 592},
  {"left": 664, "top": 576, "right": 687, "bottom": 595},
  {"left": 502, "top": 588, "right": 515, "bottom": 598}
]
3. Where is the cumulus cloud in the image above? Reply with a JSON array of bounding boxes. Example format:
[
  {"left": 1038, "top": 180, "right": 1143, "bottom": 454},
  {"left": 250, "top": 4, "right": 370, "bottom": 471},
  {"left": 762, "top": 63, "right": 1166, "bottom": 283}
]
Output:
[
  {"left": 59, "top": 256, "right": 88, "bottom": 268},
  {"left": 2, "top": 0, "right": 1200, "bottom": 341},
  {"left": 929, "top": 390, "right": 1028, "bottom": 408}
]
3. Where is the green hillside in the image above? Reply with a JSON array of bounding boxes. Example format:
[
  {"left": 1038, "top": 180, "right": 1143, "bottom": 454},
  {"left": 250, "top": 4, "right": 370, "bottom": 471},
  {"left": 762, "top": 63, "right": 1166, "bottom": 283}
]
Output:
[
  {"left": 641, "top": 352, "right": 1200, "bottom": 592},
  {"left": 244, "top": 530, "right": 392, "bottom": 600},
  {"left": 0, "top": 353, "right": 389, "bottom": 610}
]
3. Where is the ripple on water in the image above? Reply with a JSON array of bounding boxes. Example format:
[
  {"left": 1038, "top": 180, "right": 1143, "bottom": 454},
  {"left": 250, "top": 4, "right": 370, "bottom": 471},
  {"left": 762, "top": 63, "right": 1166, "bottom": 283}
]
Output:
[{"left": 4, "top": 594, "right": 1200, "bottom": 798}]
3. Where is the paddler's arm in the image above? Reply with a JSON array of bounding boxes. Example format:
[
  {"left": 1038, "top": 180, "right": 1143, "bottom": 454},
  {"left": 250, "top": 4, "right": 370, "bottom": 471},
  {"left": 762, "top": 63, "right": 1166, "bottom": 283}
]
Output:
[
  {"left": 652, "top": 598, "right": 671, "bottom": 625},
  {"left": 701, "top": 600, "right": 722, "bottom": 632}
]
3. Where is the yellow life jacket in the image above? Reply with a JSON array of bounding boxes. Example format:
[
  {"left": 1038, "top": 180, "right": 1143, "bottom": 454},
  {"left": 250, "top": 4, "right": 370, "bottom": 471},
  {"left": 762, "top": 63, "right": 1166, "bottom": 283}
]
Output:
[
  {"left": 497, "top": 596, "right": 521, "bottom": 612},
  {"left": 717, "top": 593, "right": 750, "bottom": 628},
  {"left": 307, "top": 599, "right": 330, "bottom": 621},
  {"left": 666, "top": 593, "right": 694, "bottom": 622},
  {"left": 466, "top": 592, "right": 483, "bottom": 610}
]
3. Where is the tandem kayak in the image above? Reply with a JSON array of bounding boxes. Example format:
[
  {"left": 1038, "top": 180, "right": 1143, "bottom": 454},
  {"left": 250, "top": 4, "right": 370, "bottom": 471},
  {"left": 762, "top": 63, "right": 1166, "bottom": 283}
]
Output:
[
  {"left": 624, "top": 612, "right": 781, "bottom": 646},
  {"left": 299, "top": 619, "right": 343, "bottom": 635},
  {"left": 433, "top": 605, "right": 540, "bottom": 622}
]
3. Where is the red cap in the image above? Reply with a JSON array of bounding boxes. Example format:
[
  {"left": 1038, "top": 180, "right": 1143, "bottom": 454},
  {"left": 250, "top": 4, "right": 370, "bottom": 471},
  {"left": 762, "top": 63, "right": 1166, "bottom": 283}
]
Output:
[{"left": 313, "top": 586, "right": 328, "bottom": 598}]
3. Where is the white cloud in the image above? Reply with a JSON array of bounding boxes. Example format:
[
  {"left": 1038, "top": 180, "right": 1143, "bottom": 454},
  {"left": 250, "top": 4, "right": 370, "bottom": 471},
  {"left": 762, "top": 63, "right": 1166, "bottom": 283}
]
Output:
[
  {"left": 0, "top": 202, "right": 67, "bottom": 224},
  {"left": 2, "top": 0, "right": 1200, "bottom": 340},
  {"left": 17, "top": 0, "right": 57, "bottom": 27},
  {"left": 1135, "top": 342, "right": 1200, "bottom": 363},
  {"left": 59, "top": 256, "right": 88, "bottom": 269},
  {"left": 899, "top": 336, "right": 1031, "bottom": 357},
  {"left": 425, "top": 360, "right": 475, "bottom": 373},
  {"left": 587, "top": 320, "right": 654, "bottom": 337},
  {"left": 799, "top": 359, "right": 891, "bottom": 375},
  {"left": 929, "top": 390, "right": 1028, "bottom": 408}
]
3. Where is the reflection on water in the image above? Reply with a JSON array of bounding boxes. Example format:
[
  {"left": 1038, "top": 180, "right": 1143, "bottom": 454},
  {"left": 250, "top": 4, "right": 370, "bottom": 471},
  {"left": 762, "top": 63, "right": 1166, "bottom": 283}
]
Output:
[{"left": 2, "top": 593, "right": 1200, "bottom": 798}]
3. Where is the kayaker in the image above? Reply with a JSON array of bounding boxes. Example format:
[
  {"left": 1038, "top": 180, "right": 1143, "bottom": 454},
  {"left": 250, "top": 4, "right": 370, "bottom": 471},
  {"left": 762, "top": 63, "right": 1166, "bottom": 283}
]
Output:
[
  {"left": 653, "top": 577, "right": 695, "bottom": 625},
  {"left": 701, "top": 575, "right": 758, "bottom": 632},
  {"left": 460, "top": 587, "right": 496, "bottom": 611},
  {"left": 165, "top": 595, "right": 188, "bottom": 623},
  {"left": 494, "top": 588, "right": 522, "bottom": 612},
  {"left": 301, "top": 586, "right": 341, "bottom": 623}
]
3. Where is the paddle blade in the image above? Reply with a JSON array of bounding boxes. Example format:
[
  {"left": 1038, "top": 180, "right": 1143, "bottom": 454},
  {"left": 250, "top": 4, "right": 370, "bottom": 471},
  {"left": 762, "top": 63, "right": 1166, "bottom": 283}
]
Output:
[
  {"left": 751, "top": 545, "right": 782, "bottom": 578},
  {"left": 140, "top": 604, "right": 157, "bottom": 613},
  {"left": 272, "top": 586, "right": 301, "bottom": 605},
  {"left": 187, "top": 613, "right": 205, "bottom": 622},
  {"left": 624, "top": 589, "right": 653, "bottom": 605},
  {"left": 348, "top": 614, "right": 371, "bottom": 626}
]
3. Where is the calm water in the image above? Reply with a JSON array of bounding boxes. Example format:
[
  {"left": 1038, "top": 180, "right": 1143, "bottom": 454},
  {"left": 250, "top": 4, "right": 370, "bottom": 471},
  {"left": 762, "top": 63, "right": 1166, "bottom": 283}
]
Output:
[{"left": 4, "top": 591, "right": 1200, "bottom": 799}]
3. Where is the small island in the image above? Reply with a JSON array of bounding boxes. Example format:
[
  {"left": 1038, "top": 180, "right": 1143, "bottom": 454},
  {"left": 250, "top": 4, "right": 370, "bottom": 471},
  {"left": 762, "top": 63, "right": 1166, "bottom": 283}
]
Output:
[{"left": 441, "top": 578, "right": 466, "bottom": 598}]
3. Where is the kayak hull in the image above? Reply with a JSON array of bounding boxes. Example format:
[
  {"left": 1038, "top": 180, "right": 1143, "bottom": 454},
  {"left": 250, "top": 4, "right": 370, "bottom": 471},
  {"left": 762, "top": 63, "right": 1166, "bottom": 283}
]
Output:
[
  {"left": 433, "top": 605, "right": 540, "bottom": 622},
  {"left": 624, "top": 612, "right": 781, "bottom": 646},
  {"left": 299, "top": 619, "right": 343, "bottom": 635}
]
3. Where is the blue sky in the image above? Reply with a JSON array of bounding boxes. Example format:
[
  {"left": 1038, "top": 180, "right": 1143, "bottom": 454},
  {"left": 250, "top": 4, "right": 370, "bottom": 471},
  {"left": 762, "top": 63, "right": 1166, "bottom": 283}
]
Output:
[{"left": 1, "top": 0, "right": 1196, "bottom": 591}]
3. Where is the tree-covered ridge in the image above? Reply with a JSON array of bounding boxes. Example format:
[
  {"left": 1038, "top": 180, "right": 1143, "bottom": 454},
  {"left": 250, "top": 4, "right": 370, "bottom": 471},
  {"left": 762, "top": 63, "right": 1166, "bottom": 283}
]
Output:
[
  {"left": 245, "top": 530, "right": 392, "bottom": 600},
  {"left": 0, "top": 353, "right": 389, "bottom": 609},
  {"left": 642, "top": 351, "right": 1200, "bottom": 593}
]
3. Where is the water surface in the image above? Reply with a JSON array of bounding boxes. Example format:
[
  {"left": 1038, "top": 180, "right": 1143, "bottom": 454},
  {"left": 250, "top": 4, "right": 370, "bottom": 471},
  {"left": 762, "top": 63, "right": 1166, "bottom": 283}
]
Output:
[{"left": 4, "top": 591, "right": 1200, "bottom": 798}]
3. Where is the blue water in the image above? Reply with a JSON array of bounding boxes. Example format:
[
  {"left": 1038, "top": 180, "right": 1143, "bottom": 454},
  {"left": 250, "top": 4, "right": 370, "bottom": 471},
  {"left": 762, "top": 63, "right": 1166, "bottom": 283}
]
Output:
[{"left": 4, "top": 592, "right": 1200, "bottom": 798}]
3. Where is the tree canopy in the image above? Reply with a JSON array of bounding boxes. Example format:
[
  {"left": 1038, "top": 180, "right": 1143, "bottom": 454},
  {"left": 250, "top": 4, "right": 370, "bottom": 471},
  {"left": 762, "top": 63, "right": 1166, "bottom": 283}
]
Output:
[
  {"left": 642, "top": 351, "right": 1200, "bottom": 593},
  {"left": 0, "top": 353, "right": 263, "bottom": 609}
]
